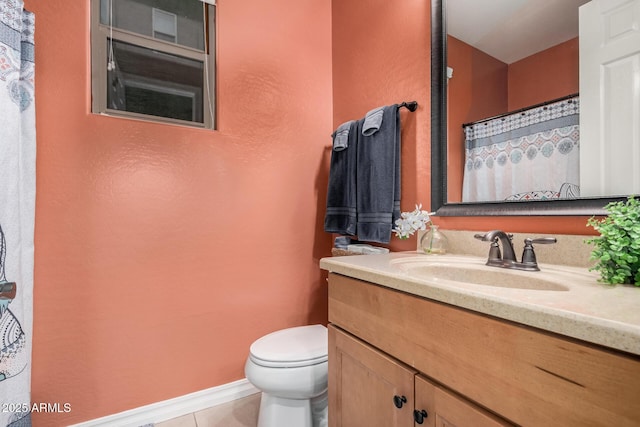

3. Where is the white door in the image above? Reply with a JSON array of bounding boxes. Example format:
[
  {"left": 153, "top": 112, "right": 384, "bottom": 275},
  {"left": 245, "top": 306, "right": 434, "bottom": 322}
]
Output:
[{"left": 580, "top": 0, "right": 640, "bottom": 197}]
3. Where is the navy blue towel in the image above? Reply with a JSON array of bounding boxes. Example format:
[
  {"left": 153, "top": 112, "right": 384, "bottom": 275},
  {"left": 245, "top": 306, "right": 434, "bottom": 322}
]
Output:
[
  {"left": 324, "top": 120, "right": 360, "bottom": 236},
  {"left": 356, "top": 104, "right": 401, "bottom": 243}
]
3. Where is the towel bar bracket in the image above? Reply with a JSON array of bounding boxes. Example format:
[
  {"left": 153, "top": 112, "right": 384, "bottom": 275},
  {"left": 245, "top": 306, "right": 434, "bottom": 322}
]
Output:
[{"left": 399, "top": 101, "right": 418, "bottom": 112}]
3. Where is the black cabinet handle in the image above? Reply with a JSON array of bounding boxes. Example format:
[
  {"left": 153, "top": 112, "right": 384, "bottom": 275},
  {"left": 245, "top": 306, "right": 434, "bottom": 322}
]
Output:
[
  {"left": 414, "top": 409, "right": 429, "bottom": 424},
  {"left": 393, "top": 395, "right": 407, "bottom": 409}
]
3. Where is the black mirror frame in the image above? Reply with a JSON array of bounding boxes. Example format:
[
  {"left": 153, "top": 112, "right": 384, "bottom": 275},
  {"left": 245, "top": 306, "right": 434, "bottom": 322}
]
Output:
[{"left": 430, "top": 0, "right": 622, "bottom": 217}]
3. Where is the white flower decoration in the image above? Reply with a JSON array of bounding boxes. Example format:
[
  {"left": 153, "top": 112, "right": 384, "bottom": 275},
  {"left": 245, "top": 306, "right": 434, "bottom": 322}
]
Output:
[{"left": 392, "top": 204, "right": 434, "bottom": 239}]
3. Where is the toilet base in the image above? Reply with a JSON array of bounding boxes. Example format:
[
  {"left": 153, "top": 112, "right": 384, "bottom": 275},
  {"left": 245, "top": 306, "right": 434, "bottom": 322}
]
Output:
[{"left": 257, "top": 391, "right": 328, "bottom": 427}]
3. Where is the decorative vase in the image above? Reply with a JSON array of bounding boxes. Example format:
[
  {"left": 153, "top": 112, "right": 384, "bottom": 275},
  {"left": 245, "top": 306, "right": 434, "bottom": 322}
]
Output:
[{"left": 420, "top": 224, "right": 449, "bottom": 254}]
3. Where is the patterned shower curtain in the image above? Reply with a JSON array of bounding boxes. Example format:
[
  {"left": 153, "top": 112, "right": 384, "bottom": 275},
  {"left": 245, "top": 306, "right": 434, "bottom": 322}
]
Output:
[
  {"left": 462, "top": 95, "right": 580, "bottom": 203},
  {"left": 0, "top": 1, "right": 36, "bottom": 427}
]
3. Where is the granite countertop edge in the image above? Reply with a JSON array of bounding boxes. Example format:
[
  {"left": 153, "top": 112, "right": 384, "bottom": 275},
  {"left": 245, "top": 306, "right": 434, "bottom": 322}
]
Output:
[{"left": 320, "top": 252, "right": 640, "bottom": 357}]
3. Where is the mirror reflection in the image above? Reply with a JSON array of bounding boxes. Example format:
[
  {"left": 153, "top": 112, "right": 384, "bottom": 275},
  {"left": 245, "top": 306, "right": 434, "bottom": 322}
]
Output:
[{"left": 446, "top": 0, "right": 588, "bottom": 204}]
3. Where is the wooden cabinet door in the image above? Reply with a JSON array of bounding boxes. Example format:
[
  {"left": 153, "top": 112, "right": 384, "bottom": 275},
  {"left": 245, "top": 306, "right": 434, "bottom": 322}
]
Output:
[
  {"left": 414, "top": 375, "right": 514, "bottom": 427},
  {"left": 329, "top": 325, "right": 417, "bottom": 427}
]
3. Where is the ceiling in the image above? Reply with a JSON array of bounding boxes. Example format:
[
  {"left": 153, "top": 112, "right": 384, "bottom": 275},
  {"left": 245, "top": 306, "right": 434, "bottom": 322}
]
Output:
[{"left": 446, "top": 0, "right": 591, "bottom": 64}]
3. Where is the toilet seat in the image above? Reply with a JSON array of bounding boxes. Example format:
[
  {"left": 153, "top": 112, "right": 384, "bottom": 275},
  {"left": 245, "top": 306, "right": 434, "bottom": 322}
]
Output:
[{"left": 249, "top": 324, "right": 328, "bottom": 368}]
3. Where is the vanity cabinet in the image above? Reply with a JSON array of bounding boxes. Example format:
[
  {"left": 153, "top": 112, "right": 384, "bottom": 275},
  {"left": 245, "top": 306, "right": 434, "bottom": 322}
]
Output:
[
  {"left": 328, "top": 273, "right": 640, "bottom": 427},
  {"left": 329, "top": 324, "right": 416, "bottom": 427},
  {"left": 329, "top": 324, "right": 512, "bottom": 427}
]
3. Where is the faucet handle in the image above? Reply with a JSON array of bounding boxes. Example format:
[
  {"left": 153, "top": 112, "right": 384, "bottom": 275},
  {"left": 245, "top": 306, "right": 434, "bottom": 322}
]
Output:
[
  {"left": 521, "top": 237, "right": 557, "bottom": 267},
  {"left": 488, "top": 240, "right": 501, "bottom": 261},
  {"left": 474, "top": 232, "right": 503, "bottom": 261},
  {"left": 527, "top": 237, "right": 557, "bottom": 245}
]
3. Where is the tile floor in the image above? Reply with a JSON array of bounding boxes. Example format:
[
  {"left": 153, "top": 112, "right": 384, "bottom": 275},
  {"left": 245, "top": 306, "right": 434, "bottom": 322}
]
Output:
[{"left": 155, "top": 393, "right": 260, "bottom": 427}]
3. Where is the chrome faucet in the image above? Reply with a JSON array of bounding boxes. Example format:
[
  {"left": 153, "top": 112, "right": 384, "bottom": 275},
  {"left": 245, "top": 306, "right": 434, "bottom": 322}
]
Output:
[{"left": 474, "top": 230, "right": 557, "bottom": 271}]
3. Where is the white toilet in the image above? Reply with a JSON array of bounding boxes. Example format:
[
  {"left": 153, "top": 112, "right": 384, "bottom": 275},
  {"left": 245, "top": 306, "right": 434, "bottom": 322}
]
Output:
[{"left": 245, "top": 324, "right": 328, "bottom": 427}]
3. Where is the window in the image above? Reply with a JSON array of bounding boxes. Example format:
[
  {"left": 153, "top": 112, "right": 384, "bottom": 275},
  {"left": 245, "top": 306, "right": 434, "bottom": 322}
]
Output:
[
  {"left": 152, "top": 8, "right": 177, "bottom": 43},
  {"left": 91, "top": 0, "right": 216, "bottom": 129}
]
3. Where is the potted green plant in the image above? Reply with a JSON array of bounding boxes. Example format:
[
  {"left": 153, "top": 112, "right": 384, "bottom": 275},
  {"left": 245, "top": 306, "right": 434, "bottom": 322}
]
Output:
[{"left": 586, "top": 197, "right": 640, "bottom": 285}]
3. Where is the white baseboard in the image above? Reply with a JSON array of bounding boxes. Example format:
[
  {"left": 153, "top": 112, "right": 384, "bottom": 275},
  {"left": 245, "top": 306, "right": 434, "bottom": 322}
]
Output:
[{"left": 68, "top": 378, "right": 260, "bottom": 427}]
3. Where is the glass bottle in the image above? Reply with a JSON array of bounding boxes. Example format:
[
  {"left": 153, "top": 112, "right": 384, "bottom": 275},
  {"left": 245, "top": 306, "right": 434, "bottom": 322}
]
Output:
[{"left": 420, "top": 224, "right": 449, "bottom": 254}]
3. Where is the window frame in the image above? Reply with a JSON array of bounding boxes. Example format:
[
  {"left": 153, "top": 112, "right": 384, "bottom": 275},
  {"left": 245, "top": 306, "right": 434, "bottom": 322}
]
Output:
[{"left": 90, "top": 0, "right": 216, "bottom": 129}]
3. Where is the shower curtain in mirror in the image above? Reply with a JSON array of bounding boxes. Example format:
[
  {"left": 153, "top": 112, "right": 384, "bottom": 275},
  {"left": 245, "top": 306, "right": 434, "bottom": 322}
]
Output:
[
  {"left": 462, "top": 95, "right": 580, "bottom": 203},
  {"left": 0, "top": 2, "right": 36, "bottom": 426}
]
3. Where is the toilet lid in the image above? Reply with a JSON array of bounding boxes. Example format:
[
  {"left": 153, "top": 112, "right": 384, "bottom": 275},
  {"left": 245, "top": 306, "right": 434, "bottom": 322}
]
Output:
[{"left": 249, "top": 324, "right": 328, "bottom": 368}]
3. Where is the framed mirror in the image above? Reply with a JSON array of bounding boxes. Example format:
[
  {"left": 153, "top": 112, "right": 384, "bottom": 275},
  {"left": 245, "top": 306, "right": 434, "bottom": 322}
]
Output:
[{"left": 430, "top": 0, "right": 633, "bottom": 216}]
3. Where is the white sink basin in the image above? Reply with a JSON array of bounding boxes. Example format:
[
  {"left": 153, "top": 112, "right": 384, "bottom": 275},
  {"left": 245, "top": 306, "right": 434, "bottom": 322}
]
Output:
[{"left": 391, "top": 256, "right": 571, "bottom": 291}]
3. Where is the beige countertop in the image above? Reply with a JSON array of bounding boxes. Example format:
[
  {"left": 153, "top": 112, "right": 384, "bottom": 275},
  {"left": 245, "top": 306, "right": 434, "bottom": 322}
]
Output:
[{"left": 320, "top": 252, "right": 640, "bottom": 356}]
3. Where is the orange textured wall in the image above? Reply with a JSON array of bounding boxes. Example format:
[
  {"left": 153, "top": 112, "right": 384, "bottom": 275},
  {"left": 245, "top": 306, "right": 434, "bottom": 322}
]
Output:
[
  {"left": 447, "top": 36, "right": 508, "bottom": 202},
  {"left": 332, "top": 0, "right": 431, "bottom": 253},
  {"left": 26, "top": 2, "right": 593, "bottom": 424},
  {"left": 26, "top": 0, "right": 332, "bottom": 425},
  {"left": 508, "top": 38, "right": 579, "bottom": 110}
]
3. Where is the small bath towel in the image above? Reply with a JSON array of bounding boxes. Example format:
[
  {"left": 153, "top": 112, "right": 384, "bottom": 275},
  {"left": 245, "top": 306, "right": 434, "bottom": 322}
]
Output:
[
  {"left": 356, "top": 104, "right": 401, "bottom": 243},
  {"left": 362, "top": 107, "right": 384, "bottom": 136},
  {"left": 334, "top": 236, "right": 356, "bottom": 248},
  {"left": 332, "top": 120, "right": 354, "bottom": 151},
  {"left": 324, "top": 120, "right": 360, "bottom": 235}
]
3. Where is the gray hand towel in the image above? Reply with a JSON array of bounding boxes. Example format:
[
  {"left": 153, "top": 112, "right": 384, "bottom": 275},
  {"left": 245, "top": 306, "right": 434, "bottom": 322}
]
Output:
[
  {"left": 324, "top": 120, "right": 360, "bottom": 236},
  {"left": 362, "top": 107, "right": 384, "bottom": 136},
  {"left": 332, "top": 120, "right": 354, "bottom": 152},
  {"left": 334, "top": 236, "right": 356, "bottom": 248},
  {"left": 356, "top": 105, "right": 401, "bottom": 243}
]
